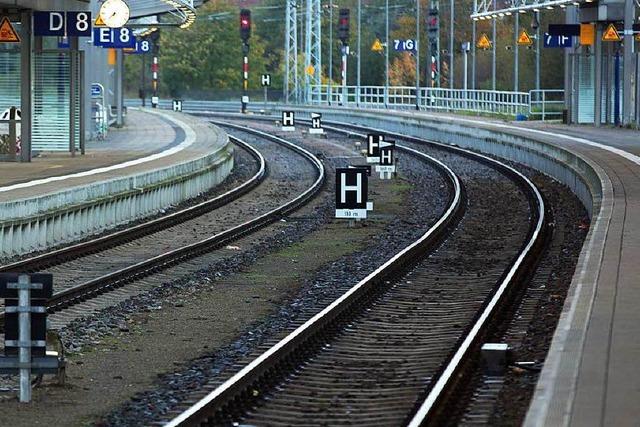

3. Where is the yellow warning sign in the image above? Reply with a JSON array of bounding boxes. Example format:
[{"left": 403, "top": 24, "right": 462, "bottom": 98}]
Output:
[
  {"left": 602, "top": 23, "right": 621, "bottom": 42},
  {"left": 517, "top": 29, "right": 533, "bottom": 46},
  {"left": 0, "top": 17, "right": 20, "bottom": 43},
  {"left": 95, "top": 15, "right": 106, "bottom": 27},
  {"left": 371, "top": 38, "right": 384, "bottom": 52},
  {"left": 305, "top": 64, "right": 315, "bottom": 76},
  {"left": 580, "top": 23, "right": 595, "bottom": 46},
  {"left": 477, "top": 33, "right": 492, "bottom": 50}
]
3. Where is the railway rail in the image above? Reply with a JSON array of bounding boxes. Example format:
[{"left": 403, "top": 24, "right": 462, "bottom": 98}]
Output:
[
  {"left": 0, "top": 128, "right": 325, "bottom": 330},
  {"left": 164, "top": 117, "right": 548, "bottom": 426}
]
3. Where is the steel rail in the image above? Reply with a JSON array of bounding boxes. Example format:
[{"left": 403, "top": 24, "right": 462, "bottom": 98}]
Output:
[
  {"left": 299, "top": 119, "right": 547, "bottom": 426},
  {"left": 165, "top": 128, "right": 464, "bottom": 427},
  {"left": 0, "top": 138, "right": 265, "bottom": 274},
  {"left": 1, "top": 131, "right": 324, "bottom": 328},
  {"left": 166, "top": 115, "right": 547, "bottom": 426}
]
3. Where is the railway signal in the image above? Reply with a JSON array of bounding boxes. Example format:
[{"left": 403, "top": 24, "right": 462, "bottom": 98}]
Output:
[
  {"left": 309, "top": 113, "right": 323, "bottom": 135},
  {"left": 338, "top": 9, "right": 350, "bottom": 105},
  {"left": 240, "top": 9, "right": 251, "bottom": 114},
  {"left": 375, "top": 140, "right": 396, "bottom": 179},
  {"left": 281, "top": 111, "right": 295, "bottom": 131}
]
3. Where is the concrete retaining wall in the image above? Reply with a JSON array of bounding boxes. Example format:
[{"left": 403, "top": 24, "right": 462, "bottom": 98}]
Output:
[
  {"left": 285, "top": 106, "right": 604, "bottom": 219},
  {"left": 0, "top": 125, "right": 233, "bottom": 258}
]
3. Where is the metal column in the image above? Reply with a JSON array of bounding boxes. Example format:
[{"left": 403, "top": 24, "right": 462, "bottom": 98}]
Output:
[
  {"left": 492, "top": 0, "right": 496, "bottom": 90},
  {"left": 20, "top": 11, "right": 31, "bottom": 162},
  {"left": 304, "top": 0, "right": 321, "bottom": 102},
  {"left": 115, "top": 49, "right": 123, "bottom": 127},
  {"left": 594, "top": 24, "right": 602, "bottom": 127},
  {"left": 284, "top": 0, "right": 298, "bottom": 104},
  {"left": 357, "top": 0, "right": 361, "bottom": 106},
  {"left": 70, "top": 37, "right": 78, "bottom": 156},
  {"left": 514, "top": 12, "right": 519, "bottom": 92},
  {"left": 622, "top": 0, "right": 635, "bottom": 125},
  {"left": 449, "top": 0, "right": 454, "bottom": 89},
  {"left": 564, "top": 6, "right": 576, "bottom": 123},
  {"left": 385, "top": 0, "right": 389, "bottom": 105},
  {"left": 328, "top": 0, "right": 333, "bottom": 104},
  {"left": 415, "top": 0, "right": 421, "bottom": 108},
  {"left": 472, "top": 0, "right": 477, "bottom": 90}
]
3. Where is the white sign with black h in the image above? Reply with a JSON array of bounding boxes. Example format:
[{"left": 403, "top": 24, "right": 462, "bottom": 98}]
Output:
[
  {"left": 375, "top": 141, "right": 396, "bottom": 179},
  {"left": 282, "top": 111, "right": 295, "bottom": 131},
  {"left": 335, "top": 168, "right": 370, "bottom": 219},
  {"left": 172, "top": 99, "right": 183, "bottom": 112},
  {"left": 309, "top": 112, "right": 324, "bottom": 134},
  {"left": 261, "top": 74, "right": 271, "bottom": 87}
]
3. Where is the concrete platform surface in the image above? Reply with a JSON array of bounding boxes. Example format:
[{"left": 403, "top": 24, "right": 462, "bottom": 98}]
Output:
[
  {"left": 0, "top": 109, "right": 176, "bottom": 190},
  {"left": 0, "top": 108, "right": 223, "bottom": 203}
]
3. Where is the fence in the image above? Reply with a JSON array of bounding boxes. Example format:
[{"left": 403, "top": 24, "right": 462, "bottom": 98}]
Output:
[{"left": 309, "top": 85, "right": 564, "bottom": 120}]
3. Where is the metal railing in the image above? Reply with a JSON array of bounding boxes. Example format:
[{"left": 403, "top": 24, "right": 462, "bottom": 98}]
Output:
[
  {"left": 529, "top": 89, "right": 565, "bottom": 121},
  {"left": 310, "top": 85, "right": 563, "bottom": 120}
]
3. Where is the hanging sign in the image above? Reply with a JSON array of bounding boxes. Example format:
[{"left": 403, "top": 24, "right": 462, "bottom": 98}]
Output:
[
  {"left": 93, "top": 27, "right": 136, "bottom": 48},
  {"left": 0, "top": 17, "right": 20, "bottom": 43},
  {"left": 393, "top": 39, "right": 416, "bottom": 51},
  {"left": 123, "top": 40, "right": 151, "bottom": 54},
  {"left": 543, "top": 33, "right": 573, "bottom": 48},
  {"left": 33, "top": 11, "right": 92, "bottom": 37}
]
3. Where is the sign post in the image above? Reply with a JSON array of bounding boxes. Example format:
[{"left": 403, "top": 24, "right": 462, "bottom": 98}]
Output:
[{"left": 261, "top": 73, "right": 271, "bottom": 112}]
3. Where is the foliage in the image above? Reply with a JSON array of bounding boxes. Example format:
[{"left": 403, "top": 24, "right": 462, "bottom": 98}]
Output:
[{"left": 124, "top": 0, "right": 567, "bottom": 98}]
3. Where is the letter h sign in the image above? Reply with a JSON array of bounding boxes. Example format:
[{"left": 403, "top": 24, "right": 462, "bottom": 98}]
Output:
[{"left": 335, "top": 168, "right": 368, "bottom": 210}]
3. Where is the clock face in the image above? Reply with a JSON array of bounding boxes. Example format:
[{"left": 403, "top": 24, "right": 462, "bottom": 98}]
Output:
[{"left": 99, "top": 0, "right": 130, "bottom": 28}]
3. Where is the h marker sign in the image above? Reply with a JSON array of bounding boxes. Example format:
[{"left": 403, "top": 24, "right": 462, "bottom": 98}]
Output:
[{"left": 335, "top": 168, "right": 369, "bottom": 219}]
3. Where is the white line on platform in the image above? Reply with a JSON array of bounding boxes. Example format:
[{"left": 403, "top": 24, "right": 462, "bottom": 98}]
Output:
[{"left": 0, "top": 109, "right": 196, "bottom": 194}]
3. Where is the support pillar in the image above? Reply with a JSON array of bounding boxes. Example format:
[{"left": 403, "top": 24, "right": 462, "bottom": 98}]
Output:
[
  {"left": 115, "top": 49, "right": 123, "bottom": 127},
  {"left": 20, "top": 10, "right": 31, "bottom": 162},
  {"left": 622, "top": 0, "right": 635, "bottom": 125},
  {"left": 594, "top": 24, "right": 602, "bottom": 127}
]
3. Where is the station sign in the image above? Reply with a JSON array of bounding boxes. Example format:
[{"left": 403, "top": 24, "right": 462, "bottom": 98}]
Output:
[
  {"left": 393, "top": 39, "right": 416, "bottom": 52},
  {"left": 34, "top": 11, "right": 92, "bottom": 37},
  {"left": 93, "top": 27, "right": 136, "bottom": 48},
  {"left": 123, "top": 40, "right": 151, "bottom": 54},
  {"left": 547, "top": 24, "right": 580, "bottom": 37},
  {"left": 543, "top": 33, "right": 573, "bottom": 48}
]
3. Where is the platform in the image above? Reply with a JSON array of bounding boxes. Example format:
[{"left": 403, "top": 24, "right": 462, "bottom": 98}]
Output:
[{"left": 0, "top": 108, "right": 233, "bottom": 258}]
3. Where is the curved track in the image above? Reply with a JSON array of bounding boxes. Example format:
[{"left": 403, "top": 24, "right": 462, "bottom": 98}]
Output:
[
  {"left": 0, "top": 129, "right": 325, "bottom": 330},
  {"left": 165, "top": 117, "right": 548, "bottom": 427}
]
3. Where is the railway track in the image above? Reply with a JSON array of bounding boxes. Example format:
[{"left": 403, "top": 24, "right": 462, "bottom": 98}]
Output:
[
  {"left": 0, "top": 128, "right": 325, "bottom": 330},
  {"left": 164, "top": 117, "right": 548, "bottom": 426}
]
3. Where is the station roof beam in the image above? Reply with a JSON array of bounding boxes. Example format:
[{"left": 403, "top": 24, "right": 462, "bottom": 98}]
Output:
[{"left": 471, "top": 0, "right": 583, "bottom": 20}]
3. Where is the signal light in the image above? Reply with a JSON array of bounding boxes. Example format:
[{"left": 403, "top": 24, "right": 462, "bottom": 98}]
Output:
[
  {"left": 240, "top": 9, "right": 251, "bottom": 42},
  {"left": 338, "top": 8, "right": 349, "bottom": 43}
]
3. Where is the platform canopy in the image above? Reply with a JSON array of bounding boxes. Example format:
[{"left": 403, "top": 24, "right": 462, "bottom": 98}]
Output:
[{"left": 471, "top": 0, "right": 583, "bottom": 20}]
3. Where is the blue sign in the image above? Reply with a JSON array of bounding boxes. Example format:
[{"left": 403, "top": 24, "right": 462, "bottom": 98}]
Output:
[
  {"left": 91, "top": 84, "right": 103, "bottom": 97},
  {"left": 124, "top": 40, "right": 151, "bottom": 54},
  {"left": 543, "top": 33, "right": 573, "bottom": 48},
  {"left": 57, "top": 36, "right": 70, "bottom": 49},
  {"left": 93, "top": 27, "right": 136, "bottom": 48},
  {"left": 34, "top": 11, "right": 91, "bottom": 37},
  {"left": 393, "top": 39, "right": 416, "bottom": 52}
]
